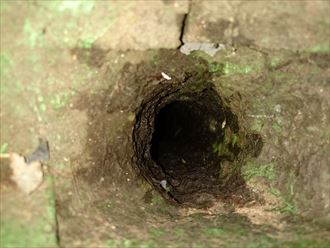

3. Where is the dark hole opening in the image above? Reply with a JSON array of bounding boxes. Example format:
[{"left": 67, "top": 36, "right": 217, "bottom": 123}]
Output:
[
  {"left": 150, "top": 99, "right": 230, "bottom": 203},
  {"left": 133, "top": 87, "right": 260, "bottom": 207}
]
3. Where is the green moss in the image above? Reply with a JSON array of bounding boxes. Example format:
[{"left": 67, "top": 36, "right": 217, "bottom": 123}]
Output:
[
  {"left": 243, "top": 236, "right": 276, "bottom": 248},
  {"left": 204, "top": 227, "right": 226, "bottom": 236},
  {"left": 269, "top": 186, "right": 296, "bottom": 214},
  {"left": 270, "top": 57, "right": 282, "bottom": 68},
  {"left": 149, "top": 227, "right": 165, "bottom": 238},
  {"left": 151, "top": 194, "right": 165, "bottom": 206},
  {"left": 272, "top": 120, "right": 282, "bottom": 133},
  {"left": 0, "top": 218, "right": 57, "bottom": 248},
  {"left": 242, "top": 162, "right": 277, "bottom": 181},
  {"left": 43, "top": 0, "right": 95, "bottom": 15},
  {"left": 307, "top": 43, "right": 330, "bottom": 53},
  {"left": 46, "top": 176, "right": 58, "bottom": 234},
  {"left": 0, "top": 176, "right": 58, "bottom": 247},
  {"left": 191, "top": 50, "right": 214, "bottom": 63},
  {"left": 0, "top": 53, "right": 13, "bottom": 79},
  {"left": 212, "top": 128, "right": 245, "bottom": 159},
  {"left": 50, "top": 92, "right": 72, "bottom": 110},
  {"left": 0, "top": 143, "right": 8, "bottom": 154},
  {"left": 77, "top": 37, "right": 94, "bottom": 49},
  {"left": 222, "top": 62, "right": 255, "bottom": 76},
  {"left": 22, "top": 19, "right": 40, "bottom": 48},
  {"left": 251, "top": 119, "right": 264, "bottom": 132},
  {"left": 173, "top": 228, "right": 185, "bottom": 237},
  {"left": 208, "top": 62, "right": 224, "bottom": 76},
  {"left": 280, "top": 239, "right": 330, "bottom": 248}
]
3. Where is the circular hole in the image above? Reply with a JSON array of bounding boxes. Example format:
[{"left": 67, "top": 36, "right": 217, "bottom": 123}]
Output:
[
  {"left": 133, "top": 86, "right": 261, "bottom": 207},
  {"left": 151, "top": 100, "right": 223, "bottom": 195}
]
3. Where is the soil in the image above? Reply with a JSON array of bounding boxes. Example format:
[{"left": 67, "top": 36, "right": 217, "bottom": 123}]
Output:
[{"left": 1, "top": 1, "right": 329, "bottom": 248}]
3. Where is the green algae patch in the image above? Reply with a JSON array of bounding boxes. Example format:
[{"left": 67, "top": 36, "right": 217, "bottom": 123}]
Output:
[
  {"left": 44, "top": 0, "right": 95, "bottom": 15},
  {"left": 0, "top": 182, "right": 58, "bottom": 248},
  {"left": 0, "top": 143, "right": 8, "bottom": 154},
  {"left": 242, "top": 162, "right": 277, "bottom": 181},
  {"left": 0, "top": 218, "right": 57, "bottom": 248},
  {"left": 307, "top": 43, "right": 330, "bottom": 53},
  {"left": 222, "top": 62, "right": 255, "bottom": 76},
  {"left": 0, "top": 53, "right": 13, "bottom": 78},
  {"left": 22, "top": 19, "right": 40, "bottom": 48}
]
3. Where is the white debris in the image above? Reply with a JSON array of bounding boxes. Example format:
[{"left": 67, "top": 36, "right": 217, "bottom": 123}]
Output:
[
  {"left": 160, "top": 179, "right": 167, "bottom": 190},
  {"left": 274, "top": 104, "right": 282, "bottom": 113},
  {"left": 180, "top": 42, "right": 225, "bottom": 56},
  {"left": 9, "top": 153, "right": 43, "bottom": 194},
  {"left": 222, "top": 119, "right": 226, "bottom": 129},
  {"left": 161, "top": 72, "right": 171, "bottom": 80}
]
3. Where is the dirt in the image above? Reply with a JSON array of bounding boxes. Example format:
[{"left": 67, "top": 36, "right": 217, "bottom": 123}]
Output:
[
  {"left": 130, "top": 53, "right": 261, "bottom": 207},
  {"left": 53, "top": 48, "right": 329, "bottom": 247},
  {"left": 1, "top": 1, "right": 330, "bottom": 248}
]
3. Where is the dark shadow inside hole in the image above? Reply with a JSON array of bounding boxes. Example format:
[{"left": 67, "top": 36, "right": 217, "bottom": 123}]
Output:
[
  {"left": 134, "top": 87, "right": 263, "bottom": 206},
  {"left": 150, "top": 100, "right": 226, "bottom": 197}
]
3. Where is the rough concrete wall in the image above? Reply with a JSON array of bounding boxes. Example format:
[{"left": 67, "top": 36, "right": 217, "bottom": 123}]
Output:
[
  {"left": 184, "top": 1, "right": 330, "bottom": 50},
  {"left": 95, "top": 0, "right": 190, "bottom": 50}
]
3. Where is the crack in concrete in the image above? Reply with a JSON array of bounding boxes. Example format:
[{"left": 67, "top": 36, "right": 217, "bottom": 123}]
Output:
[{"left": 178, "top": 0, "right": 192, "bottom": 49}]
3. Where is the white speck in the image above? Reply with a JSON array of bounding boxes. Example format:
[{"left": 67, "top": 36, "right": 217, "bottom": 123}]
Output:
[
  {"left": 160, "top": 180, "right": 167, "bottom": 190},
  {"left": 127, "top": 178, "right": 130, "bottom": 182},
  {"left": 181, "top": 158, "right": 186, "bottom": 164},
  {"left": 63, "top": 157, "right": 69, "bottom": 162},
  {"left": 120, "top": 53, "right": 125, "bottom": 58},
  {"left": 100, "top": 177, "right": 105, "bottom": 182},
  {"left": 222, "top": 119, "right": 226, "bottom": 129},
  {"left": 274, "top": 104, "right": 282, "bottom": 113},
  {"left": 161, "top": 72, "right": 171, "bottom": 80}
]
